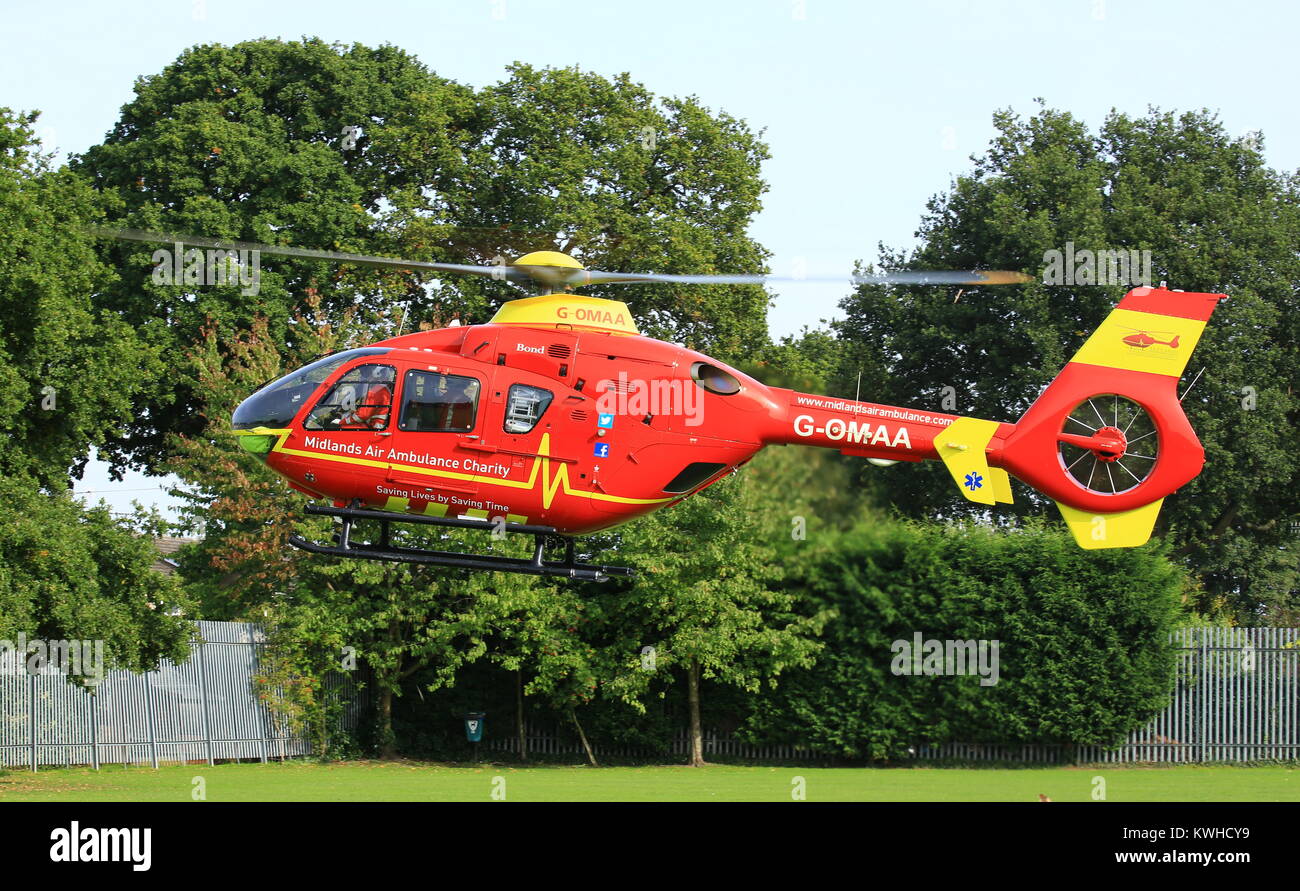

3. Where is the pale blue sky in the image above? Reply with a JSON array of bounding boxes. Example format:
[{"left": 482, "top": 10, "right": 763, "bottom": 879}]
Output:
[{"left": 6, "top": 0, "right": 1295, "bottom": 517}]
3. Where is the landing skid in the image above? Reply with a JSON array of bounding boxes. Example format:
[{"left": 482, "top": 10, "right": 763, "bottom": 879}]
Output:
[{"left": 288, "top": 503, "right": 633, "bottom": 582}]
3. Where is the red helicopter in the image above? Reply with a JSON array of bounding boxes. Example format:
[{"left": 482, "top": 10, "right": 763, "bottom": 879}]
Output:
[{"left": 107, "top": 230, "right": 1226, "bottom": 580}]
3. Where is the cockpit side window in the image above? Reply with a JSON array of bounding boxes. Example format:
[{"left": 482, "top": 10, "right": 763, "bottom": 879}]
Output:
[
  {"left": 398, "top": 370, "right": 481, "bottom": 432},
  {"left": 304, "top": 364, "right": 397, "bottom": 431}
]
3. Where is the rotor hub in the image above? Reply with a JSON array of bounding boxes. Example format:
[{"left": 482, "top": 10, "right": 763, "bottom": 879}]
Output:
[
  {"left": 1091, "top": 426, "right": 1127, "bottom": 463},
  {"left": 513, "top": 250, "right": 583, "bottom": 269}
]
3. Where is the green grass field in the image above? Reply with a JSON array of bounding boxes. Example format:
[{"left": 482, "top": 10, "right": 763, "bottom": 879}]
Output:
[{"left": 2, "top": 760, "right": 1298, "bottom": 802}]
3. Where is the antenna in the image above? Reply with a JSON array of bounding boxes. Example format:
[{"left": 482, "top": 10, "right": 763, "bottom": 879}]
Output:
[
  {"left": 1179, "top": 366, "right": 1206, "bottom": 402},
  {"left": 855, "top": 370, "right": 862, "bottom": 402}
]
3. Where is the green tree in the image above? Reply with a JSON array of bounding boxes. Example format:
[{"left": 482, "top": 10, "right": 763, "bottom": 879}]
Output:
[
  {"left": 0, "top": 477, "right": 193, "bottom": 678},
  {"left": 747, "top": 518, "right": 1191, "bottom": 760},
  {"left": 835, "top": 104, "right": 1300, "bottom": 621},
  {"left": 604, "top": 468, "right": 827, "bottom": 766},
  {"left": 78, "top": 45, "right": 774, "bottom": 476},
  {"left": 75, "top": 38, "right": 476, "bottom": 474},
  {"left": 750, "top": 326, "right": 846, "bottom": 392},
  {"left": 398, "top": 63, "right": 773, "bottom": 361},
  {"left": 0, "top": 110, "right": 189, "bottom": 673},
  {"left": 170, "top": 308, "right": 564, "bottom": 758},
  {"left": 506, "top": 579, "right": 616, "bottom": 766},
  {"left": 0, "top": 108, "right": 161, "bottom": 488}
]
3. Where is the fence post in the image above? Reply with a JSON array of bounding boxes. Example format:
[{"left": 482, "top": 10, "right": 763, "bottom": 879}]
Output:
[
  {"left": 144, "top": 672, "right": 159, "bottom": 769},
  {"left": 197, "top": 633, "right": 214, "bottom": 767},
  {"left": 1198, "top": 628, "right": 1208, "bottom": 764},
  {"left": 29, "top": 671, "right": 37, "bottom": 773},
  {"left": 251, "top": 635, "right": 268, "bottom": 764},
  {"left": 90, "top": 687, "right": 99, "bottom": 771}
]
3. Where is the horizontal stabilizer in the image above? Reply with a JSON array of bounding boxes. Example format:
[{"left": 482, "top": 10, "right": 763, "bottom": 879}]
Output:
[
  {"left": 1055, "top": 499, "right": 1164, "bottom": 549},
  {"left": 987, "top": 467, "right": 1013, "bottom": 504},
  {"left": 935, "top": 417, "right": 1014, "bottom": 506}
]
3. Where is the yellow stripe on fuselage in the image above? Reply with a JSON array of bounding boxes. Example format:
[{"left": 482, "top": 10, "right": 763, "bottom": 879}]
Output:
[
  {"left": 1070, "top": 308, "right": 1206, "bottom": 377},
  {"left": 251, "top": 429, "right": 674, "bottom": 511}
]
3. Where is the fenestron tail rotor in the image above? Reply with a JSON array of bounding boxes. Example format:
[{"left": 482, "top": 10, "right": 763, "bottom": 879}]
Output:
[
  {"left": 1057, "top": 395, "right": 1160, "bottom": 495},
  {"left": 90, "top": 226, "right": 1033, "bottom": 293}
]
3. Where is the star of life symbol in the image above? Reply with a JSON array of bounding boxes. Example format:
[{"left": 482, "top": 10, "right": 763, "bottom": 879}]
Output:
[{"left": 964, "top": 472, "right": 984, "bottom": 491}]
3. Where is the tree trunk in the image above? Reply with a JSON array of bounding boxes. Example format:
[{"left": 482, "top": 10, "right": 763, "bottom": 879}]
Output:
[
  {"left": 377, "top": 618, "right": 403, "bottom": 760},
  {"left": 570, "top": 707, "right": 598, "bottom": 767},
  {"left": 316, "top": 706, "right": 330, "bottom": 761},
  {"left": 687, "top": 657, "right": 705, "bottom": 767},
  {"left": 377, "top": 685, "right": 399, "bottom": 760},
  {"left": 516, "top": 670, "right": 528, "bottom": 762}
]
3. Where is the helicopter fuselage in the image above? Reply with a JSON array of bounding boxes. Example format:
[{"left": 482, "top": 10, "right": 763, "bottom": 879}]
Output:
[{"left": 231, "top": 295, "right": 959, "bottom": 534}]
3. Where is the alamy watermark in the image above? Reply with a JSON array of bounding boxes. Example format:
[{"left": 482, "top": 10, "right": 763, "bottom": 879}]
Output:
[
  {"left": 1, "top": 633, "right": 105, "bottom": 685},
  {"left": 1042, "top": 242, "right": 1152, "bottom": 287},
  {"left": 595, "top": 372, "right": 703, "bottom": 426},
  {"left": 890, "top": 632, "right": 1000, "bottom": 686},
  {"left": 150, "top": 241, "right": 261, "bottom": 296}
]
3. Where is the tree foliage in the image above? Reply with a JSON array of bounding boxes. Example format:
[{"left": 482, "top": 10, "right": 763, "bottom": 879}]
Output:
[
  {"left": 0, "top": 476, "right": 193, "bottom": 676},
  {"left": 834, "top": 105, "right": 1300, "bottom": 620},
  {"left": 170, "top": 308, "right": 573, "bottom": 755},
  {"left": 0, "top": 108, "right": 161, "bottom": 487},
  {"left": 0, "top": 109, "right": 190, "bottom": 671},
  {"left": 746, "top": 518, "right": 1192, "bottom": 759}
]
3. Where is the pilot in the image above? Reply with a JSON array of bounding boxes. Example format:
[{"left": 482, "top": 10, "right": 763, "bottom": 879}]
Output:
[{"left": 354, "top": 366, "right": 394, "bottom": 429}]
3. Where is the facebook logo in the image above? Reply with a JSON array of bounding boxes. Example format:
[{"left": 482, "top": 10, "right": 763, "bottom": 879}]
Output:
[{"left": 593, "top": 442, "right": 610, "bottom": 458}]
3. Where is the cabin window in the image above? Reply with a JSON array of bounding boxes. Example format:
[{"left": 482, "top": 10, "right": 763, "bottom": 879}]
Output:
[
  {"left": 398, "top": 370, "right": 481, "bottom": 432},
  {"left": 304, "top": 364, "right": 397, "bottom": 431},
  {"left": 503, "top": 384, "right": 554, "bottom": 434},
  {"left": 663, "top": 462, "right": 727, "bottom": 494}
]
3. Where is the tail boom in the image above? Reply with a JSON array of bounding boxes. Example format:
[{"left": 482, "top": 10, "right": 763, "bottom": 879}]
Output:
[
  {"left": 764, "top": 392, "right": 1018, "bottom": 505},
  {"left": 762, "top": 285, "right": 1224, "bottom": 549}
]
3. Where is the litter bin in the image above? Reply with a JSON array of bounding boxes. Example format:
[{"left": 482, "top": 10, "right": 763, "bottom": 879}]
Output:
[{"left": 464, "top": 712, "right": 486, "bottom": 743}]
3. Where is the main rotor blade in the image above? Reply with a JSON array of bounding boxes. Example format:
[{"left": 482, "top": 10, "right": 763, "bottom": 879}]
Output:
[
  {"left": 89, "top": 227, "right": 519, "bottom": 280},
  {"left": 572, "top": 269, "right": 1035, "bottom": 287},
  {"left": 91, "top": 227, "right": 1033, "bottom": 291}
]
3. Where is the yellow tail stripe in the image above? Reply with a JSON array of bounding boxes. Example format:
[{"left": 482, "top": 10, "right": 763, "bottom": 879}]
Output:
[{"left": 1070, "top": 309, "right": 1206, "bottom": 377}]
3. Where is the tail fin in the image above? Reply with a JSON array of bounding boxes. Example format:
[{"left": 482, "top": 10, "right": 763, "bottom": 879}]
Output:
[
  {"left": 997, "top": 285, "right": 1225, "bottom": 548},
  {"left": 934, "top": 417, "right": 1016, "bottom": 507}
]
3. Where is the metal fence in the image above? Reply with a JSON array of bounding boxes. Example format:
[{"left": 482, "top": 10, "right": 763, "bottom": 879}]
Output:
[
  {"left": 1, "top": 621, "right": 313, "bottom": 771},
  {"left": 922, "top": 627, "right": 1300, "bottom": 763},
  {"left": 484, "top": 720, "right": 828, "bottom": 763},
  {"left": 4, "top": 625, "right": 1297, "bottom": 769},
  {"left": 492, "top": 628, "right": 1300, "bottom": 765}
]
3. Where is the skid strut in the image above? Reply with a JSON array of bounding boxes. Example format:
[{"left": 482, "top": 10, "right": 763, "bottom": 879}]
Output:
[{"left": 288, "top": 503, "right": 632, "bottom": 582}]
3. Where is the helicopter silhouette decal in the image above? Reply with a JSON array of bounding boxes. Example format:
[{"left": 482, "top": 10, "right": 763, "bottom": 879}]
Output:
[{"left": 1122, "top": 329, "right": 1181, "bottom": 350}]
